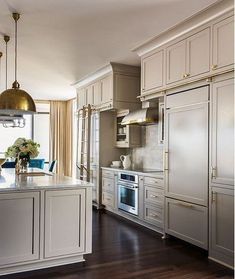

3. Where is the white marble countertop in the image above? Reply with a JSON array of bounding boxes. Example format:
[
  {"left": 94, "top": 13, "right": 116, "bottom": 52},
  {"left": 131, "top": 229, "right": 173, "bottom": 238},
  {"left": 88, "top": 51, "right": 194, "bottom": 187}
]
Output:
[
  {"left": 102, "top": 166, "right": 164, "bottom": 178},
  {"left": 0, "top": 168, "right": 93, "bottom": 192}
]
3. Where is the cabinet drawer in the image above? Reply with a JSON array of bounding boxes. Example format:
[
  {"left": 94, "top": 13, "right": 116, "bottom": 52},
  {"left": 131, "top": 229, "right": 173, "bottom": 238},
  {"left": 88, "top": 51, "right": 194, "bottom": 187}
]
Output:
[
  {"left": 102, "top": 169, "right": 115, "bottom": 179},
  {"left": 165, "top": 198, "right": 208, "bottom": 249},
  {"left": 102, "top": 192, "right": 114, "bottom": 208},
  {"left": 145, "top": 186, "right": 164, "bottom": 206},
  {"left": 102, "top": 177, "right": 115, "bottom": 193},
  {"left": 144, "top": 176, "right": 163, "bottom": 188},
  {"left": 144, "top": 204, "right": 163, "bottom": 228}
]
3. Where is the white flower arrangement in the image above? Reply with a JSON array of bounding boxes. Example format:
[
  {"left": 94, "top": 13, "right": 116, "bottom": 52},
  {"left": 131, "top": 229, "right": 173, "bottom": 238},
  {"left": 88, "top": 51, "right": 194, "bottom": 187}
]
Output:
[{"left": 5, "top": 138, "right": 40, "bottom": 160}]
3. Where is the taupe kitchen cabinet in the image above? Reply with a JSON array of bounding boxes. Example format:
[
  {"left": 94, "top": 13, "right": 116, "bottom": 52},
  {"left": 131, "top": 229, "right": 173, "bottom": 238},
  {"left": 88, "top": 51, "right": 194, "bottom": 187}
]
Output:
[
  {"left": 143, "top": 176, "right": 164, "bottom": 229},
  {"left": 209, "top": 187, "right": 234, "bottom": 267},
  {"left": 211, "top": 77, "right": 234, "bottom": 187},
  {"left": 76, "top": 63, "right": 140, "bottom": 111},
  {"left": 115, "top": 110, "right": 141, "bottom": 148},
  {"left": 165, "top": 86, "right": 209, "bottom": 249},
  {"left": 141, "top": 49, "right": 164, "bottom": 94},
  {"left": 212, "top": 15, "right": 234, "bottom": 72},
  {"left": 44, "top": 189, "right": 86, "bottom": 258},
  {"left": 166, "top": 28, "right": 210, "bottom": 84},
  {"left": 165, "top": 86, "right": 209, "bottom": 206},
  {"left": 100, "top": 75, "right": 113, "bottom": 105},
  {"left": 165, "top": 198, "right": 208, "bottom": 249},
  {"left": 0, "top": 192, "right": 40, "bottom": 266},
  {"left": 102, "top": 169, "right": 117, "bottom": 210}
]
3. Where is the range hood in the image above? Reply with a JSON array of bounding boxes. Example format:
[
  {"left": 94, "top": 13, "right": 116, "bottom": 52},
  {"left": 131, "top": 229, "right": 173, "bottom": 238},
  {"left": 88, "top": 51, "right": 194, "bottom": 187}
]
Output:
[{"left": 121, "top": 107, "right": 158, "bottom": 125}]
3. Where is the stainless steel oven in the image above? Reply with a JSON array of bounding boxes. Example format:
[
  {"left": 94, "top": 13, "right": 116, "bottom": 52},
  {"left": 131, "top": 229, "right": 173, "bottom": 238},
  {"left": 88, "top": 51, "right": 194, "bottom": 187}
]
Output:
[{"left": 118, "top": 172, "right": 138, "bottom": 216}]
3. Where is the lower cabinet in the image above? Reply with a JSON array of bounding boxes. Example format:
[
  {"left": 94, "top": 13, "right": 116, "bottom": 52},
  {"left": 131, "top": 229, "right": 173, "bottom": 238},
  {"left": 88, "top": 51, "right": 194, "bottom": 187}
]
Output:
[
  {"left": 209, "top": 187, "right": 234, "bottom": 267},
  {"left": 102, "top": 174, "right": 116, "bottom": 210},
  {"left": 0, "top": 192, "right": 40, "bottom": 266},
  {"left": 44, "top": 189, "right": 86, "bottom": 258},
  {"left": 144, "top": 204, "right": 163, "bottom": 228},
  {"left": 165, "top": 198, "right": 208, "bottom": 249}
]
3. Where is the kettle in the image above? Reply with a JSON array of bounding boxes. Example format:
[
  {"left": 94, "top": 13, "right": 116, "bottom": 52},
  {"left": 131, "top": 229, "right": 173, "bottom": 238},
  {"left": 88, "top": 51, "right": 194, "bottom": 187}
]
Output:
[{"left": 120, "top": 154, "right": 131, "bottom": 170}]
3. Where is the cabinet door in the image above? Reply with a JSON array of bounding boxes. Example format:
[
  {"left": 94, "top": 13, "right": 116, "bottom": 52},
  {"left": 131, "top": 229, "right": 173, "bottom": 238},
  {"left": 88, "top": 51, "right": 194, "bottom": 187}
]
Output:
[
  {"left": 165, "top": 95, "right": 209, "bottom": 206},
  {"left": 86, "top": 85, "right": 94, "bottom": 105},
  {"left": 212, "top": 16, "right": 234, "bottom": 71},
  {"left": 142, "top": 49, "right": 164, "bottom": 92},
  {"left": 93, "top": 81, "right": 102, "bottom": 106},
  {"left": 77, "top": 88, "right": 87, "bottom": 109},
  {"left": 165, "top": 198, "right": 208, "bottom": 249},
  {"left": 211, "top": 78, "right": 234, "bottom": 186},
  {"left": 0, "top": 192, "right": 40, "bottom": 266},
  {"left": 187, "top": 28, "right": 210, "bottom": 78},
  {"left": 45, "top": 189, "right": 86, "bottom": 258},
  {"left": 210, "top": 187, "right": 234, "bottom": 266},
  {"left": 166, "top": 40, "right": 186, "bottom": 84},
  {"left": 101, "top": 75, "right": 113, "bottom": 104}
]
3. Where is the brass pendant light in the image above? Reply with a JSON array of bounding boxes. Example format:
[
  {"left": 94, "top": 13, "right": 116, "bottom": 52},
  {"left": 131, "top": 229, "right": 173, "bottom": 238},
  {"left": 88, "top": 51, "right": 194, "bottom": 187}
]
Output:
[
  {"left": 0, "top": 35, "right": 26, "bottom": 128},
  {"left": 0, "top": 13, "right": 36, "bottom": 115}
]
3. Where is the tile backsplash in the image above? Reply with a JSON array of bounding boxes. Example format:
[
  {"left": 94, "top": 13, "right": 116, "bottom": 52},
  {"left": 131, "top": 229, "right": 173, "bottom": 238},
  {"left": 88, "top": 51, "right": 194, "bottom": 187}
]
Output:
[{"left": 130, "top": 124, "right": 163, "bottom": 170}]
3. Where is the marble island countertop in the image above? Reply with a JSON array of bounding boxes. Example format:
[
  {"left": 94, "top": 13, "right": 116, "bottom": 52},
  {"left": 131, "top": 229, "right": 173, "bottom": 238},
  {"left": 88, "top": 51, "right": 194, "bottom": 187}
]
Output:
[{"left": 0, "top": 168, "right": 93, "bottom": 192}]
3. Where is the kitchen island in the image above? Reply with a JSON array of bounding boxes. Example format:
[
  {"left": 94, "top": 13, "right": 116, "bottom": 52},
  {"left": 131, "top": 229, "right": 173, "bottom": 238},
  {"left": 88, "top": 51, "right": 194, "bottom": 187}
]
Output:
[{"left": 0, "top": 168, "right": 93, "bottom": 276}]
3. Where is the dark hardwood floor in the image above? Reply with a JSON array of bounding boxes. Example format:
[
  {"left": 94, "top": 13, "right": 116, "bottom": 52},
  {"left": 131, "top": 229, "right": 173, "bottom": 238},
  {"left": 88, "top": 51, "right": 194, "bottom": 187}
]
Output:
[{"left": 2, "top": 210, "right": 234, "bottom": 279}]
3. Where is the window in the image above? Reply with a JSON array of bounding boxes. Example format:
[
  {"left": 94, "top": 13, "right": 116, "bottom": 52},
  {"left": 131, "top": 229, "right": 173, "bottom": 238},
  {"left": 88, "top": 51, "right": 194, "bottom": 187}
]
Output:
[{"left": 33, "top": 103, "right": 50, "bottom": 163}]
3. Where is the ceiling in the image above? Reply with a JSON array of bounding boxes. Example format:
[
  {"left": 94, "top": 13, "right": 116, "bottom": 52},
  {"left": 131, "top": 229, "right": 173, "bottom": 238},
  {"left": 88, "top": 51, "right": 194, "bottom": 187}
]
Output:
[{"left": 0, "top": 0, "right": 219, "bottom": 100}]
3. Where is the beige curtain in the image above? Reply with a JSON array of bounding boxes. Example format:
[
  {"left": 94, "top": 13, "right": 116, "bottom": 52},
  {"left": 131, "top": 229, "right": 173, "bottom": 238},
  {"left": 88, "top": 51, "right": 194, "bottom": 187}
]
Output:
[{"left": 50, "top": 100, "right": 73, "bottom": 176}]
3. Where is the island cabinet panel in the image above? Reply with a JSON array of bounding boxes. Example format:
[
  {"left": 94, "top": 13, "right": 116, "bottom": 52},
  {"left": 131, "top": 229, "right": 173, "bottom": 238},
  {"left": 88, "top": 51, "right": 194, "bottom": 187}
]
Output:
[
  {"left": 44, "top": 189, "right": 86, "bottom": 258},
  {"left": 0, "top": 192, "right": 40, "bottom": 266},
  {"left": 212, "top": 16, "right": 234, "bottom": 72},
  {"left": 211, "top": 78, "right": 234, "bottom": 187},
  {"left": 141, "top": 49, "right": 164, "bottom": 93}
]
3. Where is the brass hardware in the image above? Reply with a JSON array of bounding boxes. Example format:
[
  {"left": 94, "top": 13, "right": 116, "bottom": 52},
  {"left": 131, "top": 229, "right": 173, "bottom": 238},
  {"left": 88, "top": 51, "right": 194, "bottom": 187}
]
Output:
[
  {"left": 211, "top": 65, "right": 218, "bottom": 70},
  {"left": 149, "top": 213, "right": 158, "bottom": 218},
  {"left": 183, "top": 74, "right": 187, "bottom": 78},
  {"left": 177, "top": 202, "right": 193, "bottom": 208},
  {"left": 211, "top": 167, "right": 217, "bottom": 179},
  {"left": 150, "top": 194, "right": 158, "bottom": 198},
  {"left": 212, "top": 191, "right": 216, "bottom": 203},
  {"left": 186, "top": 73, "right": 190, "bottom": 77},
  {"left": 164, "top": 151, "right": 169, "bottom": 171}
]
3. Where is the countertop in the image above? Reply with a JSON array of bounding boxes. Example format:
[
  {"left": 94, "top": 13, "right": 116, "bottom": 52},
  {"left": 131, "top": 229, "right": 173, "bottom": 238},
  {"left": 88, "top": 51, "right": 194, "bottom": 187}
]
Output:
[
  {"left": 102, "top": 166, "right": 164, "bottom": 178},
  {"left": 0, "top": 168, "right": 93, "bottom": 192}
]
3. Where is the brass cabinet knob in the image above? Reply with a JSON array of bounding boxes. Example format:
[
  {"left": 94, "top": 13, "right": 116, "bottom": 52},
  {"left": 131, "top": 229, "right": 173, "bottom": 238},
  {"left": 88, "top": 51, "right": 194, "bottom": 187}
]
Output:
[{"left": 212, "top": 64, "right": 218, "bottom": 70}]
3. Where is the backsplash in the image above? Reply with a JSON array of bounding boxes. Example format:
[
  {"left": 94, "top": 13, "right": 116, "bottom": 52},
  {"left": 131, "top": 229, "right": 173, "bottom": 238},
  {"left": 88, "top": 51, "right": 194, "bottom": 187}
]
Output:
[{"left": 130, "top": 124, "right": 163, "bottom": 170}]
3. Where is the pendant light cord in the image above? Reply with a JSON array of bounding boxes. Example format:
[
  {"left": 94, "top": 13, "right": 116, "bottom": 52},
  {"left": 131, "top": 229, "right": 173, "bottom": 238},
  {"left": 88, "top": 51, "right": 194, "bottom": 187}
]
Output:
[{"left": 15, "top": 16, "right": 17, "bottom": 83}]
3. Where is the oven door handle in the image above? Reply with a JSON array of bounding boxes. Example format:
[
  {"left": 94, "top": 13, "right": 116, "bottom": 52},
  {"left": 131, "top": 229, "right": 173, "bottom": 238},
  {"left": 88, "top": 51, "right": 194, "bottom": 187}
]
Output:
[{"left": 118, "top": 183, "right": 138, "bottom": 189}]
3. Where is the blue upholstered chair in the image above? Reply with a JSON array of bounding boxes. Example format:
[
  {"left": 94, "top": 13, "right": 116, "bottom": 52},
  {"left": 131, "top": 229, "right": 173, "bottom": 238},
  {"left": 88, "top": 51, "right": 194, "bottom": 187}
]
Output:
[
  {"left": 49, "top": 160, "right": 57, "bottom": 173},
  {"left": 2, "top": 161, "right": 16, "bottom": 168},
  {"left": 29, "top": 159, "right": 45, "bottom": 169}
]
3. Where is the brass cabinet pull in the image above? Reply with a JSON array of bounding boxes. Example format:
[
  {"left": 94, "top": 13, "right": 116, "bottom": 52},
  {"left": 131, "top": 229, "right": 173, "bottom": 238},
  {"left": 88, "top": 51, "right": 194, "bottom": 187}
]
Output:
[
  {"left": 211, "top": 64, "right": 218, "bottom": 70},
  {"left": 149, "top": 213, "right": 158, "bottom": 218},
  {"left": 176, "top": 202, "right": 193, "bottom": 208},
  {"left": 164, "top": 151, "right": 169, "bottom": 171},
  {"left": 150, "top": 194, "right": 158, "bottom": 198},
  {"left": 211, "top": 167, "right": 217, "bottom": 179},
  {"left": 212, "top": 191, "right": 216, "bottom": 203}
]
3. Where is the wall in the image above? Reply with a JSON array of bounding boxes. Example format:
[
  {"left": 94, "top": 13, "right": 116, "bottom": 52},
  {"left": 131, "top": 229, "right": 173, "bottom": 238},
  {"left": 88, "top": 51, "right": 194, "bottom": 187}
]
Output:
[{"left": 130, "top": 124, "right": 163, "bottom": 170}]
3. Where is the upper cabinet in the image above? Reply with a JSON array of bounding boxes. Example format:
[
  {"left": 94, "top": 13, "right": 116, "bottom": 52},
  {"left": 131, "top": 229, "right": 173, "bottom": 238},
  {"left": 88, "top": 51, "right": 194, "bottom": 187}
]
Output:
[
  {"left": 75, "top": 63, "right": 140, "bottom": 111},
  {"left": 142, "top": 49, "right": 164, "bottom": 92},
  {"left": 212, "top": 16, "right": 234, "bottom": 72},
  {"left": 134, "top": 5, "right": 234, "bottom": 100},
  {"left": 167, "top": 28, "right": 210, "bottom": 85}
]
